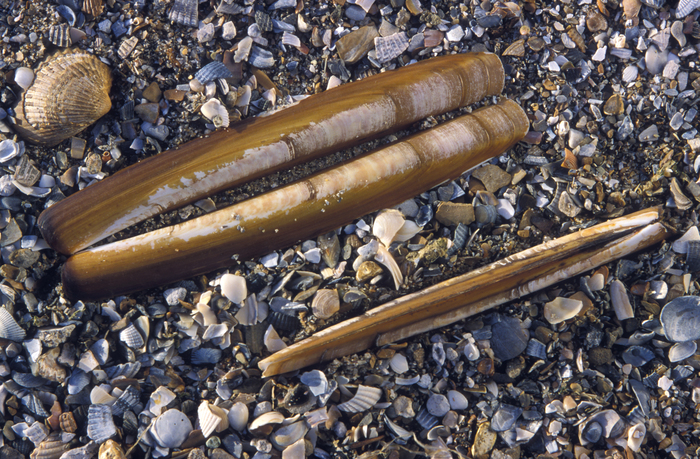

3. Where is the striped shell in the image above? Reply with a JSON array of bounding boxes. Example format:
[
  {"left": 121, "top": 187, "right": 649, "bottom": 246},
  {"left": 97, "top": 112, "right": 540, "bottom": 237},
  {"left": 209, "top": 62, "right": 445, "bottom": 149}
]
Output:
[
  {"left": 47, "top": 24, "right": 72, "bottom": 47},
  {"left": 0, "top": 307, "right": 26, "bottom": 341},
  {"left": 337, "top": 385, "right": 382, "bottom": 413},
  {"left": 12, "top": 49, "right": 112, "bottom": 147},
  {"left": 676, "top": 0, "right": 700, "bottom": 17},
  {"left": 168, "top": 0, "right": 198, "bottom": 27},
  {"left": 82, "top": 0, "right": 104, "bottom": 16}
]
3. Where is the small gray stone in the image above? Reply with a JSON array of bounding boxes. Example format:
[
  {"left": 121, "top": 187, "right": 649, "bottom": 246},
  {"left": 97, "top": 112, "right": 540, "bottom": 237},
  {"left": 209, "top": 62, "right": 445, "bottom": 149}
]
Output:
[
  {"left": 491, "top": 404, "right": 522, "bottom": 432},
  {"left": 197, "top": 23, "right": 216, "bottom": 43},
  {"left": 164, "top": 287, "right": 187, "bottom": 306},
  {"left": 489, "top": 314, "right": 528, "bottom": 361},
  {"left": 36, "top": 325, "right": 77, "bottom": 347},
  {"left": 426, "top": 394, "right": 450, "bottom": 417}
]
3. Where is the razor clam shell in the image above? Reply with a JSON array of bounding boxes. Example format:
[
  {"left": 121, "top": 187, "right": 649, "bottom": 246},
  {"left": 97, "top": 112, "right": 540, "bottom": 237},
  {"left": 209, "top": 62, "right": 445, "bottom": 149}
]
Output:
[
  {"left": 111, "top": 386, "right": 140, "bottom": 416},
  {"left": 14, "top": 49, "right": 112, "bottom": 147},
  {"left": 47, "top": 24, "right": 72, "bottom": 47},
  {"left": 195, "top": 62, "right": 234, "bottom": 84},
  {"left": 168, "top": 0, "right": 198, "bottom": 27},
  {"left": 119, "top": 323, "right": 145, "bottom": 349},
  {"left": 87, "top": 404, "right": 117, "bottom": 443},
  {"left": 0, "top": 306, "right": 26, "bottom": 341},
  {"left": 337, "top": 385, "right": 382, "bottom": 413}
]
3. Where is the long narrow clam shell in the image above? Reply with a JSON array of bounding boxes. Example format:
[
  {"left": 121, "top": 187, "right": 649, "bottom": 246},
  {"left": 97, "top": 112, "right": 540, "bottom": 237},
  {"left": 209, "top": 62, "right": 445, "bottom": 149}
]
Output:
[
  {"left": 38, "top": 52, "right": 505, "bottom": 255},
  {"left": 61, "top": 99, "right": 529, "bottom": 300},
  {"left": 258, "top": 208, "right": 667, "bottom": 377}
]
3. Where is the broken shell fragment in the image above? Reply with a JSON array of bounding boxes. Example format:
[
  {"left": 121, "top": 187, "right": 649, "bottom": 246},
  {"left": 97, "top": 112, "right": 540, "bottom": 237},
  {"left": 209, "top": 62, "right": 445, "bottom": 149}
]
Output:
[
  {"left": 373, "top": 209, "right": 405, "bottom": 247},
  {"left": 169, "top": 0, "right": 198, "bottom": 27},
  {"left": 610, "top": 279, "right": 634, "bottom": 321},
  {"left": 660, "top": 296, "right": 700, "bottom": 342},
  {"left": 543, "top": 297, "right": 583, "bottom": 324},
  {"left": 87, "top": 404, "right": 117, "bottom": 443},
  {"left": 198, "top": 401, "right": 229, "bottom": 438},
  {"left": 152, "top": 409, "right": 192, "bottom": 448},
  {"left": 200, "top": 98, "right": 230, "bottom": 128},
  {"left": 337, "top": 385, "right": 382, "bottom": 413},
  {"left": 220, "top": 273, "right": 246, "bottom": 304},
  {"left": 12, "top": 49, "right": 112, "bottom": 147},
  {"left": 0, "top": 307, "right": 27, "bottom": 341}
]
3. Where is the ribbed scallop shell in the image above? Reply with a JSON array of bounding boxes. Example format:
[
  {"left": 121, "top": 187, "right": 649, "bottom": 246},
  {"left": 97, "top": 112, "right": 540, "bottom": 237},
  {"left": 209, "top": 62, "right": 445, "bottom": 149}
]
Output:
[
  {"left": 87, "top": 404, "right": 117, "bottom": 443},
  {"left": 13, "top": 49, "right": 112, "bottom": 147},
  {"left": 337, "top": 385, "right": 382, "bottom": 413},
  {"left": 0, "top": 307, "right": 26, "bottom": 341},
  {"left": 169, "top": 0, "right": 198, "bottom": 27},
  {"left": 119, "top": 323, "right": 144, "bottom": 349}
]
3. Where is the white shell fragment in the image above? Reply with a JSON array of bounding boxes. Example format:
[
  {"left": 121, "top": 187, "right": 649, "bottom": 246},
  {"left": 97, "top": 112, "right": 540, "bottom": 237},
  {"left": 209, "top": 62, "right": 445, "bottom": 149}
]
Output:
[
  {"left": 15, "top": 67, "right": 35, "bottom": 90},
  {"left": 263, "top": 325, "right": 287, "bottom": 353},
  {"left": 610, "top": 279, "right": 634, "bottom": 321},
  {"left": 543, "top": 297, "right": 582, "bottom": 324},
  {"left": 337, "top": 385, "right": 382, "bottom": 413},
  {"left": 200, "top": 98, "right": 230, "bottom": 128},
  {"left": 311, "top": 289, "right": 339, "bottom": 320},
  {"left": 87, "top": 404, "right": 116, "bottom": 443},
  {"left": 198, "top": 401, "right": 229, "bottom": 438},
  {"left": 152, "top": 409, "right": 193, "bottom": 449},
  {"left": 220, "top": 273, "right": 247, "bottom": 303},
  {"left": 227, "top": 402, "right": 249, "bottom": 432},
  {"left": 373, "top": 209, "right": 405, "bottom": 247},
  {"left": 627, "top": 423, "right": 646, "bottom": 452},
  {"left": 375, "top": 245, "right": 403, "bottom": 289}
]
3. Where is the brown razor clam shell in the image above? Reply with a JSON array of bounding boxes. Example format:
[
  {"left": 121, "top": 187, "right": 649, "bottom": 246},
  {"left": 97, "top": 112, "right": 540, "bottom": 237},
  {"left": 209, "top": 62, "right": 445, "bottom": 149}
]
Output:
[
  {"left": 12, "top": 49, "right": 112, "bottom": 147},
  {"left": 38, "top": 53, "right": 504, "bottom": 255},
  {"left": 259, "top": 208, "right": 666, "bottom": 376},
  {"left": 61, "top": 99, "right": 529, "bottom": 300}
]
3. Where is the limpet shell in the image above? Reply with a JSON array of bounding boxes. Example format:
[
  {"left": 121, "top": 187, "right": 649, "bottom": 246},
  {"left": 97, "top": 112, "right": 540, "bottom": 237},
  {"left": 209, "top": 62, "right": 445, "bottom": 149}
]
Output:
[{"left": 13, "top": 49, "right": 112, "bottom": 147}]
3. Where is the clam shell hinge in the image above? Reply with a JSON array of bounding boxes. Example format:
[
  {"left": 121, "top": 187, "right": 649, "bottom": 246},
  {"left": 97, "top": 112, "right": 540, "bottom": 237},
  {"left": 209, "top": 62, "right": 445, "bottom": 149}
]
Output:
[{"left": 13, "top": 49, "right": 112, "bottom": 147}]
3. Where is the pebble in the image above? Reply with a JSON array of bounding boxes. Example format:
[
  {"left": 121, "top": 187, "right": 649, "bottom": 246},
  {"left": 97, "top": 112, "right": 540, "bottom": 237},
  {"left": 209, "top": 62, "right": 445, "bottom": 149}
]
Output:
[
  {"left": 426, "top": 394, "right": 450, "bottom": 417},
  {"left": 197, "top": 23, "right": 216, "bottom": 43},
  {"left": 489, "top": 315, "right": 528, "bottom": 361},
  {"left": 336, "top": 25, "right": 379, "bottom": 64},
  {"left": 471, "top": 165, "right": 511, "bottom": 192},
  {"left": 142, "top": 123, "right": 170, "bottom": 141},
  {"left": 434, "top": 202, "right": 475, "bottom": 226},
  {"left": 445, "top": 25, "right": 464, "bottom": 42},
  {"left": 164, "top": 287, "right": 187, "bottom": 306}
]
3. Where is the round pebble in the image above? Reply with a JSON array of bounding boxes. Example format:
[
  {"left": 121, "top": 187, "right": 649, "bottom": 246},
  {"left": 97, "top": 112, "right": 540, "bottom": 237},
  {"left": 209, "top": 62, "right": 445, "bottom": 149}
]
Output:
[{"left": 426, "top": 394, "right": 450, "bottom": 417}]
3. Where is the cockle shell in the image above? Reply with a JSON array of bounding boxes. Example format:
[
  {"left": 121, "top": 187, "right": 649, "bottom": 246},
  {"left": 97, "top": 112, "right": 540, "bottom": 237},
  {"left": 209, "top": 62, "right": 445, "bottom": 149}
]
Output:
[
  {"left": 311, "top": 289, "right": 339, "bottom": 320},
  {"left": 12, "top": 49, "right": 112, "bottom": 147}
]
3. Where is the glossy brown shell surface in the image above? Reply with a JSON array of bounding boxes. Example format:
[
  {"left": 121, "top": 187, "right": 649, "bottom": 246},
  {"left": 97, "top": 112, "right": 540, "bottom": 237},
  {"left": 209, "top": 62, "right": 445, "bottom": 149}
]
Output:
[{"left": 13, "top": 49, "right": 112, "bottom": 147}]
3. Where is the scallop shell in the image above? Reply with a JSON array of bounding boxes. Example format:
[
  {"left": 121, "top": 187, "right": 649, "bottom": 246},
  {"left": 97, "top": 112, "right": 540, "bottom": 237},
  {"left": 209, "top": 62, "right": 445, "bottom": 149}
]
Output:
[
  {"left": 0, "top": 307, "right": 26, "bottom": 341},
  {"left": 119, "top": 323, "right": 144, "bottom": 349},
  {"left": 195, "top": 61, "right": 234, "bottom": 84},
  {"left": 198, "top": 401, "right": 229, "bottom": 438},
  {"left": 311, "top": 289, "right": 339, "bottom": 320},
  {"left": 13, "top": 49, "right": 112, "bottom": 147},
  {"left": 87, "top": 404, "right": 116, "bottom": 443},
  {"left": 337, "top": 385, "right": 382, "bottom": 413},
  {"left": 111, "top": 386, "right": 140, "bottom": 416},
  {"left": 169, "top": 0, "right": 198, "bottom": 27}
]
